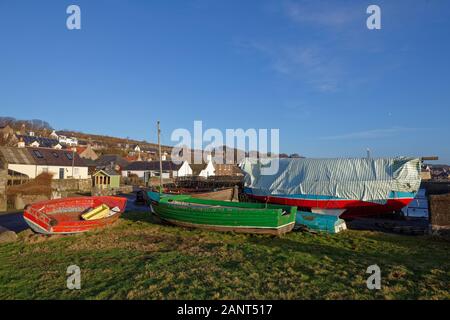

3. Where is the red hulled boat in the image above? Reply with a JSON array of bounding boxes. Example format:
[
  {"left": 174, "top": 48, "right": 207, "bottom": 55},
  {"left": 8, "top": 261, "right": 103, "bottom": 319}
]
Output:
[{"left": 23, "top": 196, "right": 127, "bottom": 235}]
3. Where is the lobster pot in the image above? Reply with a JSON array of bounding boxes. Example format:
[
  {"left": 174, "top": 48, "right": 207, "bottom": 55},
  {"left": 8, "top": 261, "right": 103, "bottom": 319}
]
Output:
[
  {"left": 429, "top": 193, "right": 450, "bottom": 236},
  {"left": 296, "top": 212, "right": 347, "bottom": 234}
]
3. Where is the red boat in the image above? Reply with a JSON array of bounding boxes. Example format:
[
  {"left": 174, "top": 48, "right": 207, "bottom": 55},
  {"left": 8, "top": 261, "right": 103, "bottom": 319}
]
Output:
[
  {"left": 241, "top": 157, "right": 423, "bottom": 219},
  {"left": 23, "top": 196, "right": 127, "bottom": 235}
]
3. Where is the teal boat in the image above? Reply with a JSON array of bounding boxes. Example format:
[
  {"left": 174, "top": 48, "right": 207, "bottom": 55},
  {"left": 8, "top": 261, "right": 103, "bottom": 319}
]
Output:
[
  {"left": 147, "top": 191, "right": 297, "bottom": 235},
  {"left": 296, "top": 212, "right": 347, "bottom": 234}
]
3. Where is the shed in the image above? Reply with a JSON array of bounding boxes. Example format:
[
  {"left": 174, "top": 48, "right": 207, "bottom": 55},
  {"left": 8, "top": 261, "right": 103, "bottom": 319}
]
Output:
[{"left": 92, "top": 168, "right": 121, "bottom": 189}]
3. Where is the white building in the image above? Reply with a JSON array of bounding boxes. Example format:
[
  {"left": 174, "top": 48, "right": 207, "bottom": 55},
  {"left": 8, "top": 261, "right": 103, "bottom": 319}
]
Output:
[
  {"left": 58, "top": 135, "right": 78, "bottom": 146},
  {"left": 16, "top": 135, "right": 62, "bottom": 149},
  {"left": 0, "top": 146, "right": 89, "bottom": 179},
  {"left": 122, "top": 160, "right": 192, "bottom": 179},
  {"left": 49, "top": 130, "right": 59, "bottom": 139},
  {"left": 189, "top": 154, "right": 216, "bottom": 178}
]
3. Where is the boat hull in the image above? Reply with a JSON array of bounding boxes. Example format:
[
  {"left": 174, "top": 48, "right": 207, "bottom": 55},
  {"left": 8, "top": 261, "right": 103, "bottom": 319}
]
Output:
[
  {"left": 158, "top": 187, "right": 238, "bottom": 201},
  {"left": 148, "top": 191, "right": 296, "bottom": 235},
  {"left": 244, "top": 188, "right": 415, "bottom": 218},
  {"left": 23, "top": 196, "right": 127, "bottom": 235},
  {"left": 162, "top": 218, "right": 295, "bottom": 235}
]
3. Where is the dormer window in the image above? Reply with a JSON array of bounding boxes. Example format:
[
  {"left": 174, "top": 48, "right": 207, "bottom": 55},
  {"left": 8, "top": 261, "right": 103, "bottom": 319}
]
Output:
[{"left": 33, "top": 150, "right": 44, "bottom": 158}]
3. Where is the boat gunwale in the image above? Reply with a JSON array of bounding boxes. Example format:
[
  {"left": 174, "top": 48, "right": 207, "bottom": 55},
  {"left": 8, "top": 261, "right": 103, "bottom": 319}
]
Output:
[{"left": 156, "top": 193, "right": 297, "bottom": 214}]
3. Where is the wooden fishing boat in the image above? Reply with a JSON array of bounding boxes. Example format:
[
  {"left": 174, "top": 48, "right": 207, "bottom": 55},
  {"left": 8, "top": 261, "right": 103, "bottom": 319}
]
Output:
[
  {"left": 147, "top": 191, "right": 296, "bottom": 235},
  {"left": 23, "top": 196, "right": 127, "bottom": 235},
  {"left": 159, "top": 187, "right": 238, "bottom": 201}
]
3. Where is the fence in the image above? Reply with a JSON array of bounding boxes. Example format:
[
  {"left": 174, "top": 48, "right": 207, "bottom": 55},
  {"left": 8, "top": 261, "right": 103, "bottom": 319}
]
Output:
[{"left": 174, "top": 176, "right": 243, "bottom": 189}]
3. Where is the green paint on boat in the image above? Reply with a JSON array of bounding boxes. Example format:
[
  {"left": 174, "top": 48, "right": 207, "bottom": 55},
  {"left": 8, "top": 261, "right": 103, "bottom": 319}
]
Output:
[{"left": 147, "top": 191, "right": 297, "bottom": 235}]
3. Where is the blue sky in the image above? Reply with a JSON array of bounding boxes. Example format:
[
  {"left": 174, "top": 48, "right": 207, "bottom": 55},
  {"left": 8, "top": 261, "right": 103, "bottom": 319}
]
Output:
[{"left": 0, "top": 0, "right": 449, "bottom": 163}]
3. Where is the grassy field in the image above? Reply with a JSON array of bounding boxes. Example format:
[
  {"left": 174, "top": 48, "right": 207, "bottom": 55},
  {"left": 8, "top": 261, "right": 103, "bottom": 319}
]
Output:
[{"left": 0, "top": 211, "right": 449, "bottom": 300}]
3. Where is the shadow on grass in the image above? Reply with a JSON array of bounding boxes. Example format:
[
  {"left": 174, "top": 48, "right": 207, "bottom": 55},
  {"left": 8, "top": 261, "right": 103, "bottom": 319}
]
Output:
[{"left": 245, "top": 231, "right": 436, "bottom": 269}]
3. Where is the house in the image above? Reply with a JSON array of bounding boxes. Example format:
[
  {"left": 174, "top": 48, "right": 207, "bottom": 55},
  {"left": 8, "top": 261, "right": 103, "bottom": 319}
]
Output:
[
  {"left": 92, "top": 167, "right": 121, "bottom": 189},
  {"left": 141, "top": 146, "right": 158, "bottom": 155},
  {"left": 58, "top": 135, "right": 78, "bottom": 146},
  {"left": 49, "top": 130, "right": 59, "bottom": 139},
  {"left": 122, "top": 160, "right": 192, "bottom": 179},
  {"left": 95, "top": 154, "right": 129, "bottom": 172},
  {"left": 190, "top": 161, "right": 215, "bottom": 178},
  {"left": 214, "top": 164, "right": 244, "bottom": 176},
  {"left": 75, "top": 144, "right": 99, "bottom": 161},
  {"left": 0, "top": 146, "right": 89, "bottom": 179},
  {"left": 190, "top": 155, "right": 216, "bottom": 178},
  {"left": 16, "top": 135, "right": 62, "bottom": 149}
]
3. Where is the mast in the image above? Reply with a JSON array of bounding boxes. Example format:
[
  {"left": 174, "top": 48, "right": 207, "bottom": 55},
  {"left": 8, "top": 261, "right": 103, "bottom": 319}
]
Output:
[{"left": 157, "top": 121, "right": 163, "bottom": 193}]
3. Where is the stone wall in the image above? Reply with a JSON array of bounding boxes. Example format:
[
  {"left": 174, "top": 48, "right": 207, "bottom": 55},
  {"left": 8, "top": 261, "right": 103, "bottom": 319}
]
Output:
[
  {"left": 91, "top": 185, "right": 133, "bottom": 196},
  {"left": 51, "top": 178, "right": 92, "bottom": 194},
  {"left": 13, "top": 194, "right": 50, "bottom": 210},
  {"left": 429, "top": 193, "right": 450, "bottom": 236},
  {"left": 0, "top": 176, "right": 92, "bottom": 212}
]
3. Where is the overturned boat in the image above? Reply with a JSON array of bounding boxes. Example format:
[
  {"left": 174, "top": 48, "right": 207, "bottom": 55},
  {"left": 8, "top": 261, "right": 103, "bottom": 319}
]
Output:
[
  {"left": 23, "top": 196, "right": 127, "bottom": 234},
  {"left": 148, "top": 191, "right": 297, "bottom": 235},
  {"left": 241, "top": 157, "right": 422, "bottom": 219}
]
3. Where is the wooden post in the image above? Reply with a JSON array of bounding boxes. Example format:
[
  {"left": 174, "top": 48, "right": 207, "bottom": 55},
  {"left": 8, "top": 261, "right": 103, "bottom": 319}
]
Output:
[
  {"left": 157, "top": 121, "right": 163, "bottom": 193},
  {"left": 420, "top": 156, "right": 439, "bottom": 161},
  {"left": 72, "top": 148, "right": 75, "bottom": 178}
]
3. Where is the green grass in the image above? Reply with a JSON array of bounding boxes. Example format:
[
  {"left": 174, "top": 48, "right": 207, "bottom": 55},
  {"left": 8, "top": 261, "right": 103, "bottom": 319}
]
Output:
[{"left": 0, "top": 211, "right": 449, "bottom": 299}]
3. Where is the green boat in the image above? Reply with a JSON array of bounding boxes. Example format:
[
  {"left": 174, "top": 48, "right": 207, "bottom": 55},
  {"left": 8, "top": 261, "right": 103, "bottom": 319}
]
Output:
[{"left": 147, "top": 191, "right": 297, "bottom": 235}]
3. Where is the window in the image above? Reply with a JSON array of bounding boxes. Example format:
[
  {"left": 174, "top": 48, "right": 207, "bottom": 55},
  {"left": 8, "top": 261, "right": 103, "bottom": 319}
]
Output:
[
  {"left": 33, "top": 150, "right": 44, "bottom": 158},
  {"left": 65, "top": 152, "right": 73, "bottom": 160}
]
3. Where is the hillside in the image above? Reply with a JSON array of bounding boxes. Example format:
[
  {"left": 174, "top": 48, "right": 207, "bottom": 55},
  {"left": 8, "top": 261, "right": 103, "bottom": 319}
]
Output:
[
  {"left": 1, "top": 116, "right": 298, "bottom": 161},
  {"left": 56, "top": 129, "right": 173, "bottom": 154}
]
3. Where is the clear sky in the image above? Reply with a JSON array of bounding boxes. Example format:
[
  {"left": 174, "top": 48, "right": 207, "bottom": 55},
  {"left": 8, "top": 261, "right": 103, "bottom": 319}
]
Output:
[{"left": 1, "top": 0, "right": 449, "bottom": 163}]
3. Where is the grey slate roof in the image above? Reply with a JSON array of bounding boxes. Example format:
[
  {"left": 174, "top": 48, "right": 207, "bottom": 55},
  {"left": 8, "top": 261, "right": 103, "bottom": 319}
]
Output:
[
  {"left": 16, "top": 135, "right": 60, "bottom": 148},
  {"left": 95, "top": 154, "right": 129, "bottom": 169},
  {"left": 0, "top": 147, "right": 35, "bottom": 165},
  {"left": 124, "top": 160, "right": 183, "bottom": 171},
  {"left": 93, "top": 167, "right": 120, "bottom": 176},
  {"left": 0, "top": 146, "right": 87, "bottom": 167}
]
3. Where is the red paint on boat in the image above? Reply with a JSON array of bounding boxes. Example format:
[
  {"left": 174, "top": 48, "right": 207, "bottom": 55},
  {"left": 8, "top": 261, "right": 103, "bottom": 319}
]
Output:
[
  {"left": 246, "top": 194, "right": 413, "bottom": 218},
  {"left": 23, "top": 196, "right": 127, "bottom": 234}
]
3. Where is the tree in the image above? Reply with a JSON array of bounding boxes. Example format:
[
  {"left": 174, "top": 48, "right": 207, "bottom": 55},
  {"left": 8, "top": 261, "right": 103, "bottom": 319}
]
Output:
[{"left": 289, "top": 153, "right": 302, "bottom": 158}]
